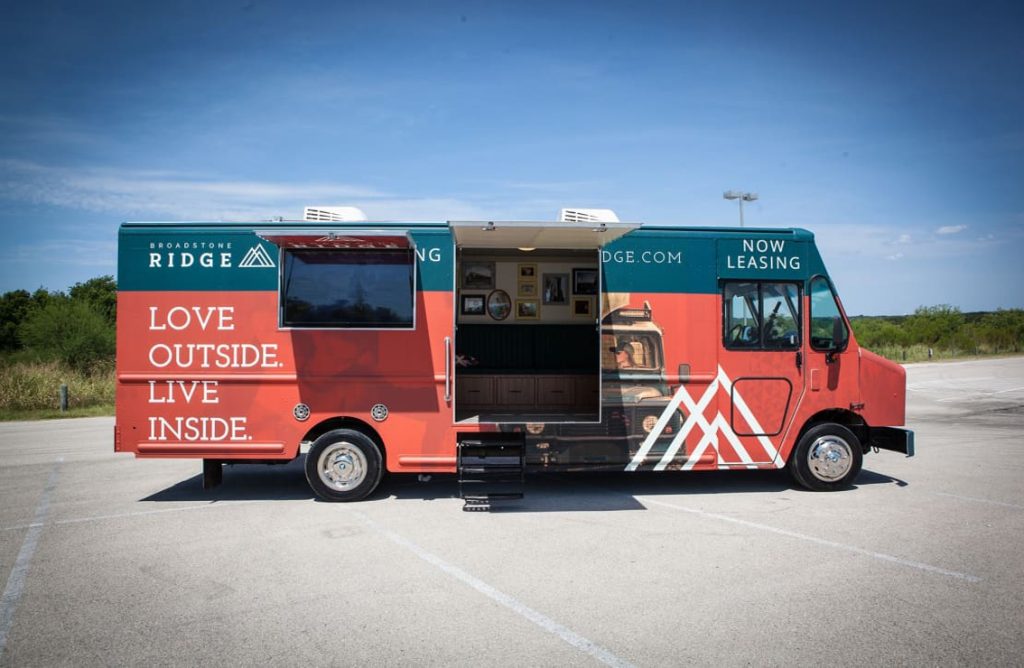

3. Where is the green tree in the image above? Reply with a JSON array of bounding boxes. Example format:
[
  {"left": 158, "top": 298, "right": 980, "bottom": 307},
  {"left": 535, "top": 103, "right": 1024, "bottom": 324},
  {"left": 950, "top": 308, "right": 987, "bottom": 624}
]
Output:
[
  {"left": 69, "top": 275, "right": 117, "bottom": 326},
  {"left": 0, "top": 289, "right": 33, "bottom": 351},
  {"left": 905, "top": 305, "right": 964, "bottom": 346},
  {"left": 18, "top": 300, "right": 115, "bottom": 371}
]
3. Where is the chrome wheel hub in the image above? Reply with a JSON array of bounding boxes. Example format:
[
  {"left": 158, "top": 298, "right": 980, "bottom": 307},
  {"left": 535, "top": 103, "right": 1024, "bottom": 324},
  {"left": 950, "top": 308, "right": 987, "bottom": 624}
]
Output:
[
  {"left": 318, "top": 442, "right": 368, "bottom": 491},
  {"left": 807, "top": 435, "right": 853, "bottom": 482}
]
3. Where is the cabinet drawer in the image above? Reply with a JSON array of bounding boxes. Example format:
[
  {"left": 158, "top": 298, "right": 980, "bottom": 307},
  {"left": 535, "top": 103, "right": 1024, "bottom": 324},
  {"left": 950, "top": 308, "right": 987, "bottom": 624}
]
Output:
[
  {"left": 575, "top": 376, "right": 600, "bottom": 407},
  {"left": 457, "top": 376, "right": 494, "bottom": 407},
  {"left": 538, "top": 377, "right": 574, "bottom": 406},
  {"left": 496, "top": 377, "right": 536, "bottom": 406}
]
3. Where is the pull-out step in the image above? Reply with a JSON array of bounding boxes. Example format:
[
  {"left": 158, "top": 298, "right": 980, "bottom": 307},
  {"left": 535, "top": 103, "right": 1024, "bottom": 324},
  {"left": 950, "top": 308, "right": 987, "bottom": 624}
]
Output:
[{"left": 457, "top": 434, "right": 524, "bottom": 512}]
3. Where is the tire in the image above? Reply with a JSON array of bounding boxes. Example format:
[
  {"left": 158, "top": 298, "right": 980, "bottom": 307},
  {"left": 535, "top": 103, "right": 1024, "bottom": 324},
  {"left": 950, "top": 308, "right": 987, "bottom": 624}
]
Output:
[
  {"left": 305, "top": 429, "right": 384, "bottom": 501},
  {"left": 787, "top": 423, "right": 863, "bottom": 491}
]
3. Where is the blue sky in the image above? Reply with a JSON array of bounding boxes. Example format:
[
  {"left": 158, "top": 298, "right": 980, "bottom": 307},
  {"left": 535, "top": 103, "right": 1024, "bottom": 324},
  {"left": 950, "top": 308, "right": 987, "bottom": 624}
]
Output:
[{"left": 1, "top": 0, "right": 1021, "bottom": 315}]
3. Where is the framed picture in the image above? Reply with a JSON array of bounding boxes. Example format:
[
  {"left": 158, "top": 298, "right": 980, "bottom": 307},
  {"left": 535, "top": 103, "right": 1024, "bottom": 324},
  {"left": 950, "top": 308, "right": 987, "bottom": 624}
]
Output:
[
  {"left": 573, "top": 268, "right": 599, "bottom": 295},
  {"left": 516, "top": 299, "right": 539, "bottom": 319},
  {"left": 462, "top": 261, "right": 495, "bottom": 290},
  {"left": 460, "top": 294, "right": 486, "bottom": 316},
  {"left": 518, "top": 282, "right": 537, "bottom": 297},
  {"left": 486, "top": 289, "right": 512, "bottom": 321},
  {"left": 518, "top": 263, "right": 537, "bottom": 280},
  {"left": 572, "top": 297, "right": 593, "bottom": 318},
  {"left": 542, "top": 273, "right": 569, "bottom": 304}
]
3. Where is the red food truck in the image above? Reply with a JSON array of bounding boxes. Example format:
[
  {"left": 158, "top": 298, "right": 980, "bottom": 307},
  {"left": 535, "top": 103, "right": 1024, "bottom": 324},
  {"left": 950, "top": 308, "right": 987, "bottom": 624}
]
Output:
[{"left": 115, "top": 210, "right": 913, "bottom": 508}]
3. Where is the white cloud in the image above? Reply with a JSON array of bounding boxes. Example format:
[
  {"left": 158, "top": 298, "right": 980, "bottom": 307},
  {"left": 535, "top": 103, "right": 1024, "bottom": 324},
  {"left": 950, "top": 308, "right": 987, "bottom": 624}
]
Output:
[
  {"left": 896, "top": 233, "right": 911, "bottom": 244},
  {"left": 886, "top": 252, "right": 904, "bottom": 261},
  {"left": 0, "top": 159, "right": 491, "bottom": 222},
  {"left": 936, "top": 224, "right": 967, "bottom": 235}
]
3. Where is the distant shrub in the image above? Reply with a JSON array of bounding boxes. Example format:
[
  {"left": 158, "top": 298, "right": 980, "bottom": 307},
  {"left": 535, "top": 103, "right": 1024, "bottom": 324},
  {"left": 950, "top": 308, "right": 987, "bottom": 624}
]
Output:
[{"left": 19, "top": 300, "right": 115, "bottom": 372}]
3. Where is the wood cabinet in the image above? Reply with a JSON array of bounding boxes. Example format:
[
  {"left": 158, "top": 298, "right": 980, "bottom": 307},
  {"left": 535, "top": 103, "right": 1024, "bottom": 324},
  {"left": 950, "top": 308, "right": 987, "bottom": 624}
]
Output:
[
  {"left": 538, "top": 376, "right": 574, "bottom": 407},
  {"left": 496, "top": 376, "right": 536, "bottom": 407},
  {"left": 457, "top": 374, "right": 595, "bottom": 412},
  {"left": 457, "top": 376, "right": 494, "bottom": 407}
]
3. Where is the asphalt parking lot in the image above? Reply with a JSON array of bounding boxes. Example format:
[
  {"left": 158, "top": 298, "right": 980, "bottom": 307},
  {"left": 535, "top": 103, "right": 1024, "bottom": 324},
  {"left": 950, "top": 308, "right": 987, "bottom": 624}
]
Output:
[{"left": 1, "top": 357, "right": 1023, "bottom": 666}]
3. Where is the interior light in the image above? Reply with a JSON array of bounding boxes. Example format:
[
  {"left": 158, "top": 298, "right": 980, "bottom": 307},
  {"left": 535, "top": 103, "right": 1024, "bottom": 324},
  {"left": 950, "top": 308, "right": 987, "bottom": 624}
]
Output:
[{"left": 518, "top": 247, "right": 535, "bottom": 252}]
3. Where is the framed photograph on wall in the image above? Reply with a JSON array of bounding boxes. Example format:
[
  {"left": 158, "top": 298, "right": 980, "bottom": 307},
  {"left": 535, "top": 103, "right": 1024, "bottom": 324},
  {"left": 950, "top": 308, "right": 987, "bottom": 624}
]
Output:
[
  {"left": 542, "top": 273, "right": 569, "bottom": 304},
  {"left": 573, "top": 268, "right": 599, "bottom": 295},
  {"left": 486, "top": 289, "right": 512, "bottom": 321},
  {"left": 518, "top": 263, "right": 537, "bottom": 280},
  {"left": 460, "top": 294, "right": 486, "bottom": 316},
  {"left": 572, "top": 297, "right": 593, "bottom": 318},
  {"left": 462, "top": 261, "right": 495, "bottom": 290},
  {"left": 518, "top": 282, "right": 537, "bottom": 297},
  {"left": 516, "top": 299, "right": 539, "bottom": 319}
]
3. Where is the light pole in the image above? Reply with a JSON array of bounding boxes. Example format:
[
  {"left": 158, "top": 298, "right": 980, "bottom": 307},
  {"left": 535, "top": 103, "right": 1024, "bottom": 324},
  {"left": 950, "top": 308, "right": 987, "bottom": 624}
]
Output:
[{"left": 723, "top": 190, "right": 758, "bottom": 227}]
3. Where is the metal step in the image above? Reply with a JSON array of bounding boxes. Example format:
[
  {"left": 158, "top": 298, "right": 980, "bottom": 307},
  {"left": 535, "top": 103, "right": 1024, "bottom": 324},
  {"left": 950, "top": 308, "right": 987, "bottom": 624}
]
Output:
[{"left": 457, "top": 436, "right": 524, "bottom": 511}]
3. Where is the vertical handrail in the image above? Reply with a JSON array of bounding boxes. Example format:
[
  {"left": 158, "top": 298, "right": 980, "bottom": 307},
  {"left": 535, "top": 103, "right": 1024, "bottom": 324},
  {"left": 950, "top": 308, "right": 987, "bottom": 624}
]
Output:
[{"left": 444, "top": 336, "right": 452, "bottom": 403}]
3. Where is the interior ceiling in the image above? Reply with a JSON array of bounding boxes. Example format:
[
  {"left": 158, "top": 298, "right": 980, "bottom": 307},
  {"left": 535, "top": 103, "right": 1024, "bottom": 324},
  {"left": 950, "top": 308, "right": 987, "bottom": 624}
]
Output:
[{"left": 450, "top": 221, "right": 638, "bottom": 249}]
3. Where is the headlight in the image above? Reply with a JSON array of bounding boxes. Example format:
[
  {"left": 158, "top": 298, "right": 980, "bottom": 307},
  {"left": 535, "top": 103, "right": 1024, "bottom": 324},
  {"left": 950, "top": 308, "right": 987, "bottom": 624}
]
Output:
[
  {"left": 641, "top": 414, "right": 658, "bottom": 433},
  {"left": 525, "top": 423, "right": 545, "bottom": 435}
]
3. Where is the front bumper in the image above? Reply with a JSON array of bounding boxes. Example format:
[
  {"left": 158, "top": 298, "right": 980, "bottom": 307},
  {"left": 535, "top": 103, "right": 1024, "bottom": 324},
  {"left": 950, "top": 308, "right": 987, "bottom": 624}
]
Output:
[{"left": 869, "top": 427, "right": 915, "bottom": 457}]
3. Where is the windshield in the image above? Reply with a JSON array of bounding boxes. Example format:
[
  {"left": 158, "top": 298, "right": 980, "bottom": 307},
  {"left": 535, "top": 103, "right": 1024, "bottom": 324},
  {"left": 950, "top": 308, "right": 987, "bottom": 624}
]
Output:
[{"left": 602, "top": 332, "right": 661, "bottom": 372}]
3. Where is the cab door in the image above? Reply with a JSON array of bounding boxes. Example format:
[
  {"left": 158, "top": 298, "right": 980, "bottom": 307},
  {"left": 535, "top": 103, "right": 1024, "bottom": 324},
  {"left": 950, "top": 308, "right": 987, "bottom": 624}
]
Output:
[{"left": 717, "top": 281, "right": 805, "bottom": 466}]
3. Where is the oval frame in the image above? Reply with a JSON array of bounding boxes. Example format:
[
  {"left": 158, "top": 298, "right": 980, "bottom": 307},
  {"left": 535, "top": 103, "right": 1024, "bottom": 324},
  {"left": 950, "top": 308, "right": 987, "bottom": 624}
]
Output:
[{"left": 486, "top": 289, "right": 512, "bottom": 321}]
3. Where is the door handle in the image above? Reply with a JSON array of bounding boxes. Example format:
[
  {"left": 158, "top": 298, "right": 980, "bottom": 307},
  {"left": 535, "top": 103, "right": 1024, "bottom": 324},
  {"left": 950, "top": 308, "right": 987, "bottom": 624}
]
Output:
[
  {"left": 795, "top": 351, "right": 802, "bottom": 370},
  {"left": 444, "top": 336, "right": 452, "bottom": 403}
]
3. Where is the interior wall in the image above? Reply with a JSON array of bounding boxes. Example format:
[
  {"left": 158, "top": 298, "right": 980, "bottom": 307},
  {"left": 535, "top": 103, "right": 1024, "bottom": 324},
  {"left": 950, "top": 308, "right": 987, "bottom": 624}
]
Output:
[{"left": 457, "top": 250, "right": 598, "bottom": 325}]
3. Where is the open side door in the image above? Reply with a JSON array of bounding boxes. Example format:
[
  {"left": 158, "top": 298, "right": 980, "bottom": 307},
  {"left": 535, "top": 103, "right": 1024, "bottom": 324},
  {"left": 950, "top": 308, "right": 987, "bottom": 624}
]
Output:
[{"left": 449, "top": 221, "right": 640, "bottom": 425}]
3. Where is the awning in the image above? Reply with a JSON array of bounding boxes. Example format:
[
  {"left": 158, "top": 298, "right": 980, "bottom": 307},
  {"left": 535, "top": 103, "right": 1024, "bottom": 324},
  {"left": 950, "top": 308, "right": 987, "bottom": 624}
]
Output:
[
  {"left": 449, "top": 221, "right": 639, "bottom": 249},
  {"left": 255, "top": 229, "right": 413, "bottom": 249}
]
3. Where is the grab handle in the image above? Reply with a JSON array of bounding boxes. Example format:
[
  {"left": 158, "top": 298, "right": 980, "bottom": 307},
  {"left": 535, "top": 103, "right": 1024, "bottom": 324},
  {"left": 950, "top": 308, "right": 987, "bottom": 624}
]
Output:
[{"left": 444, "top": 336, "right": 452, "bottom": 403}]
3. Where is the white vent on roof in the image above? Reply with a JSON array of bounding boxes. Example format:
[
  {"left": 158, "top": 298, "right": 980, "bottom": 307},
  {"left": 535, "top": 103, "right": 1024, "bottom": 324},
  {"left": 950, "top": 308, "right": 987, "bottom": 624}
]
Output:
[
  {"left": 558, "top": 208, "right": 620, "bottom": 223},
  {"left": 303, "top": 206, "right": 368, "bottom": 222}
]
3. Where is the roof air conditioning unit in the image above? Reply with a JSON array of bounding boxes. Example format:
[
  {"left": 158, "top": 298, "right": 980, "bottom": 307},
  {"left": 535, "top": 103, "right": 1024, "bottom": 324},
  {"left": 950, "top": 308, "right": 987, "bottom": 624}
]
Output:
[
  {"left": 303, "top": 206, "right": 368, "bottom": 222},
  {"left": 558, "top": 208, "right": 620, "bottom": 223}
]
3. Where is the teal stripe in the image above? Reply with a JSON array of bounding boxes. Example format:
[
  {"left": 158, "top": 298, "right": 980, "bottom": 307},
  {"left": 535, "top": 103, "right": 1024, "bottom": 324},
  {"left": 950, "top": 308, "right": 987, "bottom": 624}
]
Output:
[{"left": 119, "top": 223, "right": 827, "bottom": 294}]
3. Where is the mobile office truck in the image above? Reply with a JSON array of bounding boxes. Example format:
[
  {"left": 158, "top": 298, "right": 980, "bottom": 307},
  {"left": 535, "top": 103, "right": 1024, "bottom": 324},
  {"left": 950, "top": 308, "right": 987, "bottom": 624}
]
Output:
[{"left": 115, "top": 210, "right": 913, "bottom": 507}]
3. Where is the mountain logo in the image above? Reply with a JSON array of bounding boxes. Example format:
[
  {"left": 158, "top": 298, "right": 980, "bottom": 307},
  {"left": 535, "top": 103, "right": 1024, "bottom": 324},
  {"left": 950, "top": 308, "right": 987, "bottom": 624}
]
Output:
[{"left": 239, "top": 244, "right": 276, "bottom": 269}]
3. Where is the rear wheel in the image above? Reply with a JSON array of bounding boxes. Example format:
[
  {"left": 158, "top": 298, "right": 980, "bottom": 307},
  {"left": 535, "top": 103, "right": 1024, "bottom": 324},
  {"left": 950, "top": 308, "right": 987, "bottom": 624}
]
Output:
[
  {"left": 305, "top": 429, "right": 383, "bottom": 501},
  {"left": 788, "top": 423, "right": 862, "bottom": 491}
]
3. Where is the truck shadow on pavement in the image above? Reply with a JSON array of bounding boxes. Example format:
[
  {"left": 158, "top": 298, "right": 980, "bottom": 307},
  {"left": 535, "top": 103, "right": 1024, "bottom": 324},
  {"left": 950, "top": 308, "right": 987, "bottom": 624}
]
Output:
[{"left": 142, "top": 457, "right": 908, "bottom": 511}]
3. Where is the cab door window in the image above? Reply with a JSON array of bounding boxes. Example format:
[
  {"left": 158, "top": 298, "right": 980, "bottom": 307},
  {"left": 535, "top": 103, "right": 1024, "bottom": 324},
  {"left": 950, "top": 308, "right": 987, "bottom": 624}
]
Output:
[
  {"left": 809, "top": 276, "right": 849, "bottom": 351},
  {"left": 724, "top": 282, "right": 800, "bottom": 350}
]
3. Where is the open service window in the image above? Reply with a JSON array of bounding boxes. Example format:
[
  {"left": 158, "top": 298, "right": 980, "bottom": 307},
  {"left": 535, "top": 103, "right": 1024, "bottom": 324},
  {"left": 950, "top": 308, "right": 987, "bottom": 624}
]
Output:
[{"left": 281, "top": 247, "right": 415, "bottom": 329}]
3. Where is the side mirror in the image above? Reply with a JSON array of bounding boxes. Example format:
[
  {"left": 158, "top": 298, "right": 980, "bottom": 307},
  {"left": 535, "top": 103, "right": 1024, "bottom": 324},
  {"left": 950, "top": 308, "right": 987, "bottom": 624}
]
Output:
[
  {"left": 826, "top": 316, "right": 848, "bottom": 364},
  {"left": 831, "top": 316, "right": 847, "bottom": 349}
]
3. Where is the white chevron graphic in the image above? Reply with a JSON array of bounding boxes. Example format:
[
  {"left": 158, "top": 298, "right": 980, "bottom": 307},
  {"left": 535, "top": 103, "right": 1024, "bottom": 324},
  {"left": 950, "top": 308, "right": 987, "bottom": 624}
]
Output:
[
  {"left": 625, "top": 365, "right": 782, "bottom": 472},
  {"left": 239, "top": 244, "right": 276, "bottom": 268}
]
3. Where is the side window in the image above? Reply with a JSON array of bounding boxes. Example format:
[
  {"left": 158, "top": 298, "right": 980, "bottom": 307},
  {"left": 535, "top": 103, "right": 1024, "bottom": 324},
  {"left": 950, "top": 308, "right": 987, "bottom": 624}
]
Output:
[
  {"left": 724, "top": 282, "right": 800, "bottom": 351},
  {"left": 809, "top": 276, "right": 849, "bottom": 351},
  {"left": 724, "top": 283, "right": 761, "bottom": 348},
  {"left": 762, "top": 283, "right": 800, "bottom": 349},
  {"left": 282, "top": 249, "right": 415, "bottom": 328}
]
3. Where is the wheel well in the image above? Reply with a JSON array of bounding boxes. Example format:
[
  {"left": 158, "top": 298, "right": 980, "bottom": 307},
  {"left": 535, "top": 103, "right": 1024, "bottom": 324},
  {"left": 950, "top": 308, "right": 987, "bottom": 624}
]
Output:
[
  {"left": 796, "top": 409, "right": 869, "bottom": 452},
  {"left": 301, "top": 417, "right": 386, "bottom": 459}
]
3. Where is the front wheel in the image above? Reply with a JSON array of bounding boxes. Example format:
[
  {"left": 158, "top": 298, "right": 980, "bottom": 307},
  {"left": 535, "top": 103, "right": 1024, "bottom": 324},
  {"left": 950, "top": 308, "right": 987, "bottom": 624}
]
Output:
[
  {"left": 788, "top": 423, "right": 863, "bottom": 491},
  {"left": 305, "top": 429, "right": 384, "bottom": 501}
]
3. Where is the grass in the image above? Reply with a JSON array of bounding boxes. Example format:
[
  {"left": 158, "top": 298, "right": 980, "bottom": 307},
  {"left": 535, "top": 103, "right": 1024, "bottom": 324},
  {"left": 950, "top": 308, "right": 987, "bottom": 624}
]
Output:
[
  {"left": 868, "top": 343, "right": 1023, "bottom": 363},
  {"left": 0, "top": 359, "right": 115, "bottom": 420}
]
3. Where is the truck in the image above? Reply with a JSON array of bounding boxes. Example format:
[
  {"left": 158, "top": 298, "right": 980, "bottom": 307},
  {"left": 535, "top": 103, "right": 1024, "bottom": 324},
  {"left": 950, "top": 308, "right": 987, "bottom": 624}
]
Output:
[{"left": 115, "top": 209, "right": 913, "bottom": 508}]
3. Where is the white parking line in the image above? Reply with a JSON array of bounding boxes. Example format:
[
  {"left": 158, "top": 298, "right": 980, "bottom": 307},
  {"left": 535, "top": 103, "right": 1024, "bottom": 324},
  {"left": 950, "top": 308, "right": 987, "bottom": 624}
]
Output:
[
  {"left": 0, "top": 458, "right": 61, "bottom": 659},
  {"left": 639, "top": 497, "right": 982, "bottom": 583},
  {"left": 352, "top": 509, "right": 636, "bottom": 668},
  {"left": 932, "top": 492, "right": 1024, "bottom": 510},
  {"left": 0, "top": 500, "right": 266, "bottom": 533}
]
